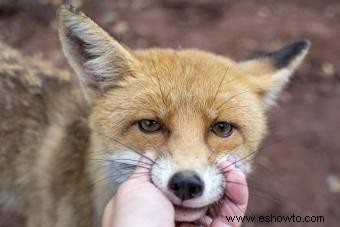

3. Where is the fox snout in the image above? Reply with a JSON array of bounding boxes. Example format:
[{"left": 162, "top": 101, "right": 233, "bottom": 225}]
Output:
[
  {"left": 168, "top": 170, "right": 204, "bottom": 201},
  {"left": 149, "top": 154, "right": 226, "bottom": 221}
]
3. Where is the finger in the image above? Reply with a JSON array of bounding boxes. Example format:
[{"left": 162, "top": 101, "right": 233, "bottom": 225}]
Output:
[
  {"left": 219, "top": 160, "right": 236, "bottom": 174},
  {"left": 210, "top": 218, "right": 233, "bottom": 227},
  {"left": 198, "top": 215, "right": 213, "bottom": 226},
  {"left": 212, "top": 162, "right": 248, "bottom": 227},
  {"left": 101, "top": 197, "right": 115, "bottom": 227},
  {"left": 127, "top": 156, "right": 153, "bottom": 182},
  {"left": 220, "top": 168, "right": 248, "bottom": 221},
  {"left": 219, "top": 161, "right": 248, "bottom": 207},
  {"left": 225, "top": 168, "right": 248, "bottom": 206}
]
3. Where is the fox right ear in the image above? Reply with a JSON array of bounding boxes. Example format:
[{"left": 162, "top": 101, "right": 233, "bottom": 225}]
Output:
[
  {"left": 57, "top": 5, "right": 136, "bottom": 91},
  {"left": 239, "top": 40, "right": 310, "bottom": 108}
]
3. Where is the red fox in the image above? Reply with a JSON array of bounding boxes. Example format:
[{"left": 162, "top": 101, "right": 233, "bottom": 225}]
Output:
[{"left": 0, "top": 4, "right": 310, "bottom": 227}]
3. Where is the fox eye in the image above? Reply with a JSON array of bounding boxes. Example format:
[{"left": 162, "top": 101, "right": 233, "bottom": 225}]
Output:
[
  {"left": 138, "top": 119, "right": 161, "bottom": 133},
  {"left": 211, "top": 122, "right": 233, "bottom": 138}
]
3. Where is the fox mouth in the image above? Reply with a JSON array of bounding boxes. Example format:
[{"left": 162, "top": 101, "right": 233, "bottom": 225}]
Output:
[
  {"left": 150, "top": 157, "right": 229, "bottom": 223},
  {"left": 174, "top": 204, "right": 208, "bottom": 222}
]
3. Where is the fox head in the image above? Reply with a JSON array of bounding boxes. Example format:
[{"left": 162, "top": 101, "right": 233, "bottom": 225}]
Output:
[{"left": 58, "top": 5, "right": 310, "bottom": 222}]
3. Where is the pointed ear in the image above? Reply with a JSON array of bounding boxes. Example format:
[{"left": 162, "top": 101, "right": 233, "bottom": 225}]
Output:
[
  {"left": 57, "top": 5, "right": 136, "bottom": 91},
  {"left": 239, "top": 40, "right": 310, "bottom": 108}
]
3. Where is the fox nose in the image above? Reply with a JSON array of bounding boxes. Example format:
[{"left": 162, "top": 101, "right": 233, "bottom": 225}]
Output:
[{"left": 168, "top": 171, "right": 204, "bottom": 201}]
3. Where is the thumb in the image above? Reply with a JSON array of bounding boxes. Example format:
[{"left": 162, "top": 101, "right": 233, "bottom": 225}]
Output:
[
  {"left": 101, "top": 155, "right": 154, "bottom": 227},
  {"left": 102, "top": 198, "right": 114, "bottom": 227},
  {"left": 126, "top": 155, "right": 154, "bottom": 183}
]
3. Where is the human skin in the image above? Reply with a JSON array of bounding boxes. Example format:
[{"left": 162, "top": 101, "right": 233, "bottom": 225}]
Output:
[{"left": 102, "top": 160, "right": 248, "bottom": 227}]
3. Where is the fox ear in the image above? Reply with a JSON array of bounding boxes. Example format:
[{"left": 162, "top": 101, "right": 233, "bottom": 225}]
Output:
[
  {"left": 239, "top": 40, "right": 310, "bottom": 108},
  {"left": 57, "top": 5, "right": 136, "bottom": 91}
]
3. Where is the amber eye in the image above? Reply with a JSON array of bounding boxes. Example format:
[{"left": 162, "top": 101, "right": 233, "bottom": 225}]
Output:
[
  {"left": 211, "top": 122, "right": 233, "bottom": 138},
  {"left": 138, "top": 119, "right": 161, "bottom": 133}
]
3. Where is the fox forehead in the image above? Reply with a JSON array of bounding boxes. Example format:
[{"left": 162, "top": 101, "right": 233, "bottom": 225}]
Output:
[
  {"left": 107, "top": 48, "right": 264, "bottom": 117},
  {"left": 94, "top": 49, "right": 264, "bottom": 125}
]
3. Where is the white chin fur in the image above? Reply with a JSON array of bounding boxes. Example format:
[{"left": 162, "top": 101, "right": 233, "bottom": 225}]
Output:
[{"left": 174, "top": 206, "right": 208, "bottom": 222}]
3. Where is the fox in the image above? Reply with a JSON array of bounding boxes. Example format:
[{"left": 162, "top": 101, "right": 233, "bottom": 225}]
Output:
[{"left": 0, "top": 4, "right": 310, "bottom": 227}]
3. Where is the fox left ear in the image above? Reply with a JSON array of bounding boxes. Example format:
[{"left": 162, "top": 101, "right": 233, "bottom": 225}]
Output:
[
  {"left": 239, "top": 40, "right": 311, "bottom": 108},
  {"left": 57, "top": 5, "right": 136, "bottom": 92}
]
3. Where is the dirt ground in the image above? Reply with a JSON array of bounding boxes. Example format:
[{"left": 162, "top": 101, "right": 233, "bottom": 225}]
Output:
[{"left": 0, "top": 0, "right": 339, "bottom": 226}]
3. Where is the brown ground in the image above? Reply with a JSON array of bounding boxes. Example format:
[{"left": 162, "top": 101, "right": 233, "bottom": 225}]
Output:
[{"left": 0, "top": 0, "right": 339, "bottom": 226}]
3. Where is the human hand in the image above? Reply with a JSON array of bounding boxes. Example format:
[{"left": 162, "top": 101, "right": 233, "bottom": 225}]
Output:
[
  {"left": 198, "top": 161, "right": 249, "bottom": 227},
  {"left": 102, "top": 158, "right": 175, "bottom": 227},
  {"left": 102, "top": 159, "right": 248, "bottom": 227}
]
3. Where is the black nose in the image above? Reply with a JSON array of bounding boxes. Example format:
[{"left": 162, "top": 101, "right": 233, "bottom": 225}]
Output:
[{"left": 168, "top": 171, "right": 204, "bottom": 201}]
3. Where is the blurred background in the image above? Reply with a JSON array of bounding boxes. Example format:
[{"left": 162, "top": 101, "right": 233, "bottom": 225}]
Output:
[{"left": 0, "top": 0, "right": 339, "bottom": 226}]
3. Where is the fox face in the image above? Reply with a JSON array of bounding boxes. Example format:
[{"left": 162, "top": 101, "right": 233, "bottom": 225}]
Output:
[{"left": 58, "top": 5, "right": 310, "bottom": 222}]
